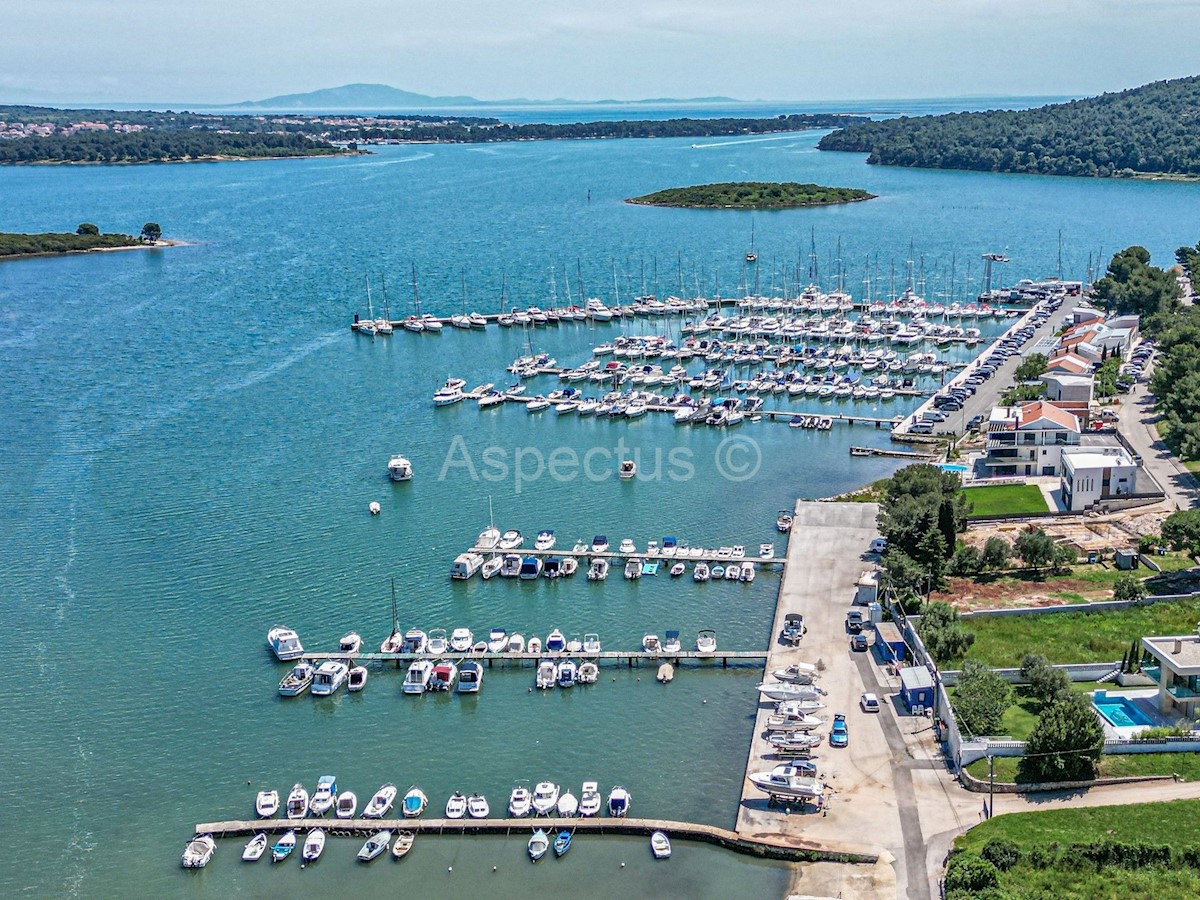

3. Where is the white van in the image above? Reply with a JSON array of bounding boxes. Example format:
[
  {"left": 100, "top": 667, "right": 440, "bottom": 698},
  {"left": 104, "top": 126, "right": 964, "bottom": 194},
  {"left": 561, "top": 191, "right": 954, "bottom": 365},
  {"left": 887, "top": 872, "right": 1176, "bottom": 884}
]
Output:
[
  {"left": 910, "top": 422, "right": 934, "bottom": 435},
  {"left": 869, "top": 538, "right": 888, "bottom": 554}
]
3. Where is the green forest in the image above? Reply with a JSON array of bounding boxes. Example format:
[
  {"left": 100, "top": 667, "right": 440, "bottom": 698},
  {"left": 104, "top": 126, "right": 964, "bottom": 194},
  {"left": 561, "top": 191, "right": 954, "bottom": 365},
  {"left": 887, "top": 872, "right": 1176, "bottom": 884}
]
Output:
[
  {"left": 0, "top": 130, "right": 344, "bottom": 164},
  {"left": 626, "top": 181, "right": 875, "bottom": 209},
  {"left": 817, "top": 74, "right": 1200, "bottom": 177},
  {"left": 0, "top": 230, "right": 142, "bottom": 257}
]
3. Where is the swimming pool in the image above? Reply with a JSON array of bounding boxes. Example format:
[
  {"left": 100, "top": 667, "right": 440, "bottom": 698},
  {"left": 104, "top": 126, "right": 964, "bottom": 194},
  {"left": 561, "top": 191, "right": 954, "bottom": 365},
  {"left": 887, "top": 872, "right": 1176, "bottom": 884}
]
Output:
[
  {"left": 1093, "top": 694, "right": 1156, "bottom": 729},
  {"left": 940, "top": 463, "right": 969, "bottom": 474}
]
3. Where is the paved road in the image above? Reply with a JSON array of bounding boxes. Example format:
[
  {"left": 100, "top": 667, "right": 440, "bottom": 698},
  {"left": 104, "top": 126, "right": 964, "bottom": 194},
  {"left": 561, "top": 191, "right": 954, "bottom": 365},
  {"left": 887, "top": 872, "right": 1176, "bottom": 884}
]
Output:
[{"left": 1119, "top": 358, "right": 1200, "bottom": 510}]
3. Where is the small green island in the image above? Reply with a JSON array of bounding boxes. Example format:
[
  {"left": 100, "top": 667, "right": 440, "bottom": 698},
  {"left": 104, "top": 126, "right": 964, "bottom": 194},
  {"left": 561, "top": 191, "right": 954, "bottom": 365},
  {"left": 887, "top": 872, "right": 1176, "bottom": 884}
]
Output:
[
  {"left": 626, "top": 181, "right": 876, "bottom": 210},
  {"left": 0, "top": 222, "right": 167, "bottom": 259}
]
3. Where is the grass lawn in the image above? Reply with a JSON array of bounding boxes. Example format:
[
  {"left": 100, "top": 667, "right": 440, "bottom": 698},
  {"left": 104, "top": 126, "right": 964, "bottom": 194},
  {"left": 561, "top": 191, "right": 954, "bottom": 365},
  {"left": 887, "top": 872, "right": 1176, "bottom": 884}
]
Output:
[
  {"left": 955, "top": 682, "right": 1109, "bottom": 741},
  {"left": 948, "top": 597, "right": 1200, "bottom": 667},
  {"left": 962, "top": 483, "right": 1049, "bottom": 516},
  {"left": 966, "top": 751, "right": 1200, "bottom": 784},
  {"left": 952, "top": 800, "right": 1200, "bottom": 899}
]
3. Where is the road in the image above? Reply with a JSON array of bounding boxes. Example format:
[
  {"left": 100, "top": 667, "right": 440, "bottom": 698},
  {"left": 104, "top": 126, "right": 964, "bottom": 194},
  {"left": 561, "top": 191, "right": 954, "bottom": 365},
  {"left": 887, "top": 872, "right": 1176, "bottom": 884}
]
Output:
[{"left": 1119, "top": 363, "right": 1200, "bottom": 510}]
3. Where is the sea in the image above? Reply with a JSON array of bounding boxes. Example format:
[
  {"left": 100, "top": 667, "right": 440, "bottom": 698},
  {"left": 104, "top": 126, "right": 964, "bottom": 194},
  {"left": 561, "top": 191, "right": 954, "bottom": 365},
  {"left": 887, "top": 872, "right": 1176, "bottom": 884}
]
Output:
[{"left": 1, "top": 97, "right": 1198, "bottom": 898}]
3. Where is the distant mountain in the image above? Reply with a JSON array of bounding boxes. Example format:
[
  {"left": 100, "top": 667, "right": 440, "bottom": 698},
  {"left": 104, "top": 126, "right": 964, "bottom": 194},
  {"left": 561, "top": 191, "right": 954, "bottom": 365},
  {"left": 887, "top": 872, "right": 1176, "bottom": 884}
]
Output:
[{"left": 229, "top": 83, "right": 742, "bottom": 110}]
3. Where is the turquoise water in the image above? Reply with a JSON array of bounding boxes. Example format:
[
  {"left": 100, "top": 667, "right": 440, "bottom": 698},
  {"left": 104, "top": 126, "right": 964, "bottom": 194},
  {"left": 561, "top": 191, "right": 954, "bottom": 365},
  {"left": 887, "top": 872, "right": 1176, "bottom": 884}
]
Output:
[
  {"left": 1093, "top": 696, "right": 1156, "bottom": 729},
  {"left": 3, "top": 124, "right": 1200, "bottom": 897}
]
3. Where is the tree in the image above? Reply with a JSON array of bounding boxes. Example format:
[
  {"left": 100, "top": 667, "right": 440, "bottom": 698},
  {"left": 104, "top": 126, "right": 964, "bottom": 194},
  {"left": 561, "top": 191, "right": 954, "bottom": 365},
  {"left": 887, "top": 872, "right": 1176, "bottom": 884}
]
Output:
[
  {"left": 981, "top": 536, "right": 1011, "bottom": 571},
  {"left": 1050, "top": 543, "right": 1077, "bottom": 574},
  {"left": 1014, "top": 528, "right": 1056, "bottom": 569},
  {"left": 140, "top": 222, "right": 162, "bottom": 244},
  {"left": 916, "top": 527, "right": 949, "bottom": 589},
  {"left": 1161, "top": 508, "right": 1200, "bottom": 552},
  {"left": 954, "top": 659, "right": 1012, "bottom": 736},
  {"left": 76, "top": 222, "right": 99, "bottom": 236},
  {"left": 949, "top": 543, "right": 982, "bottom": 576},
  {"left": 883, "top": 548, "right": 926, "bottom": 593},
  {"left": 1013, "top": 353, "right": 1048, "bottom": 382},
  {"left": 918, "top": 600, "right": 975, "bottom": 663},
  {"left": 1019, "top": 653, "right": 1071, "bottom": 705},
  {"left": 1113, "top": 573, "right": 1147, "bottom": 603},
  {"left": 1018, "top": 693, "right": 1105, "bottom": 783},
  {"left": 879, "top": 464, "right": 970, "bottom": 563}
]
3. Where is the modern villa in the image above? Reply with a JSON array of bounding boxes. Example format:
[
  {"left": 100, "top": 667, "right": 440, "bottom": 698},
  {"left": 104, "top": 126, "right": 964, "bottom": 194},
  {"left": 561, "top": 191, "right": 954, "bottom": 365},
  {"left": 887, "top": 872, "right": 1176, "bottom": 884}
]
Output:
[{"left": 1141, "top": 630, "right": 1200, "bottom": 716}]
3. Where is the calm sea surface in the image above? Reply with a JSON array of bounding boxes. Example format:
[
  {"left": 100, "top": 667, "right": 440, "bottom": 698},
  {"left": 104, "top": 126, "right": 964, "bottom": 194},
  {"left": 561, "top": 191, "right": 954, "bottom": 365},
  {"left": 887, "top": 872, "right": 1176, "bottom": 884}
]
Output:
[{"left": 2, "top": 103, "right": 1199, "bottom": 897}]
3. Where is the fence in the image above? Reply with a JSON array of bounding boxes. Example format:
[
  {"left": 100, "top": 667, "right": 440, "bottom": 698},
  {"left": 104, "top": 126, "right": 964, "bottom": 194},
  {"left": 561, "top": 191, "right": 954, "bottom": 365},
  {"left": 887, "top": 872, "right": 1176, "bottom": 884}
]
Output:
[
  {"left": 940, "top": 661, "right": 1119, "bottom": 687},
  {"left": 960, "top": 591, "right": 1200, "bottom": 619},
  {"left": 959, "top": 735, "right": 1200, "bottom": 768}
]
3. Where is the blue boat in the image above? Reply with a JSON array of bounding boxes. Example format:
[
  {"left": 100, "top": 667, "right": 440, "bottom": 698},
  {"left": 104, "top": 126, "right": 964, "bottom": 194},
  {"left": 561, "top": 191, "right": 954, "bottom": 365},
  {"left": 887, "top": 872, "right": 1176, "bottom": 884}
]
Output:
[
  {"left": 553, "top": 830, "right": 572, "bottom": 857},
  {"left": 641, "top": 561, "right": 659, "bottom": 576},
  {"left": 519, "top": 556, "right": 543, "bottom": 579},
  {"left": 271, "top": 830, "right": 297, "bottom": 862}
]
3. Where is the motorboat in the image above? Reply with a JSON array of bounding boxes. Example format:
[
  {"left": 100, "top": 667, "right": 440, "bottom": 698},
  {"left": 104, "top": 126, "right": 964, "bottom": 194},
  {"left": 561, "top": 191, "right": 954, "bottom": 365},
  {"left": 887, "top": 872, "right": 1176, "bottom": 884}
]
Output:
[
  {"left": 554, "top": 829, "right": 573, "bottom": 857},
  {"left": 527, "top": 635, "right": 542, "bottom": 654},
  {"left": 450, "top": 552, "right": 484, "bottom": 580},
  {"left": 286, "top": 783, "right": 309, "bottom": 819},
  {"left": 724, "top": 564, "right": 740, "bottom": 581},
  {"left": 759, "top": 543, "right": 775, "bottom": 559},
  {"left": 477, "top": 525, "right": 502, "bottom": 549},
  {"left": 267, "top": 626, "right": 304, "bottom": 661},
  {"left": 468, "top": 793, "right": 490, "bottom": 818},
  {"left": 427, "top": 628, "right": 448, "bottom": 655},
  {"left": 271, "top": 830, "right": 296, "bottom": 862},
  {"left": 403, "top": 659, "right": 434, "bottom": 694},
  {"left": 748, "top": 766, "right": 825, "bottom": 801},
  {"left": 582, "top": 633, "right": 601, "bottom": 655},
  {"left": 546, "top": 629, "right": 567, "bottom": 653},
  {"left": 650, "top": 831, "right": 672, "bottom": 859},
  {"left": 309, "top": 775, "right": 337, "bottom": 815},
  {"left": 777, "top": 509, "right": 794, "bottom": 532},
  {"left": 182, "top": 834, "right": 216, "bottom": 868},
  {"left": 480, "top": 555, "right": 503, "bottom": 579},
  {"left": 591, "top": 535, "right": 610, "bottom": 553},
  {"left": 391, "top": 831, "right": 415, "bottom": 859},
  {"left": 302, "top": 828, "right": 326, "bottom": 862},
  {"left": 535, "top": 660, "right": 557, "bottom": 689},
  {"left": 740, "top": 562, "right": 756, "bottom": 582},
  {"left": 670, "top": 561, "right": 686, "bottom": 577},
  {"left": 587, "top": 558, "right": 610, "bottom": 581},
  {"left": 432, "top": 383, "right": 463, "bottom": 406},
  {"left": 661, "top": 536, "right": 678, "bottom": 556},
  {"left": 357, "top": 830, "right": 393, "bottom": 862},
  {"left": 509, "top": 782, "right": 533, "bottom": 817},
  {"left": 242, "top": 832, "right": 267, "bottom": 861},
  {"left": 335, "top": 791, "right": 358, "bottom": 819},
  {"left": 657, "top": 662, "right": 674, "bottom": 683},
  {"left": 642, "top": 634, "right": 661, "bottom": 653},
  {"left": 535, "top": 529, "right": 556, "bottom": 550},
  {"left": 773, "top": 700, "right": 827, "bottom": 719},
  {"left": 711, "top": 564, "right": 724, "bottom": 578},
  {"left": 532, "top": 781, "right": 559, "bottom": 815},
  {"left": 559, "top": 557, "right": 579, "bottom": 577},
  {"left": 487, "top": 627, "right": 509, "bottom": 653},
  {"left": 458, "top": 660, "right": 483, "bottom": 692},
  {"left": 256, "top": 789, "right": 279, "bottom": 818},
  {"left": 528, "top": 828, "right": 550, "bottom": 861},
  {"left": 508, "top": 633, "right": 526, "bottom": 653},
  {"left": 572, "top": 539, "right": 589, "bottom": 554},
  {"left": 607, "top": 786, "right": 631, "bottom": 817},
  {"left": 363, "top": 783, "right": 397, "bottom": 818},
  {"left": 619, "top": 459, "right": 637, "bottom": 479},
  {"left": 430, "top": 659, "right": 458, "bottom": 691},
  {"left": 311, "top": 660, "right": 349, "bottom": 696},
  {"left": 618, "top": 538, "right": 637, "bottom": 554},
  {"left": 449, "top": 627, "right": 474, "bottom": 652},
  {"left": 445, "top": 791, "right": 468, "bottom": 819},
  {"left": 768, "top": 732, "right": 825, "bottom": 754},
  {"left": 556, "top": 659, "right": 577, "bottom": 687},
  {"left": 402, "top": 786, "right": 427, "bottom": 818},
  {"left": 499, "top": 553, "right": 523, "bottom": 577},
  {"left": 771, "top": 662, "right": 819, "bottom": 684},
  {"left": 402, "top": 628, "right": 428, "bottom": 654},
  {"left": 625, "top": 558, "right": 642, "bottom": 580},
  {"left": 577, "top": 661, "right": 599, "bottom": 683},
  {"left": 757, "top": 682, "right": 825, "bottom": 702},
  {"left": 556, "top": 789, "right": 579, "bottom": 816},
  {"left": 526, "top": 396, "right": 551, "bottom": 412},
  {"left": 499, "top": 529, "right": 524, "bottom": 550},
  {"left": 567, "top": 633, "right": 583, "bottom": 653},
  {"left": 662, "top": 630, "right": 682, "bottom": 653},
  {"left": 347, "top": 665, "right": 368, "bottom": 692},
  {"left": 693, "top": 562, "right": 710, "bottom": 582},
  {"left": 696, "top": 629, "right": 717, "bottom": 653},
  {"left": 387, "top": 455, "right": 414, "bottom": 482},
  {"left": 579, "top": 782, "right": 602, "bottom": 817},
  {"left": 766, "top": 712, "right": 824, "bottom": 732},
  {"left": 339, "top": 631, "right": 362, "bottom": 655},
  {"left": 519, "top": 556, "right": 543, "bottom": 579}
]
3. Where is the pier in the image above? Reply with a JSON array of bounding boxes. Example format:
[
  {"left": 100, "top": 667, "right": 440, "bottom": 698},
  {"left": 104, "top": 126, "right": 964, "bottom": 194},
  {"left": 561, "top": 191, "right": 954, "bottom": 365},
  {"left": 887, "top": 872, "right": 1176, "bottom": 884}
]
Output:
[
  {"left": 465, "top": 546, "right": 788, "bottom": 566},
  {"left": 194, "top": 816, "right": 878, "bottom": 865},
  {"left": 302, "top": 649, "right": 767, "bottom": 668}
]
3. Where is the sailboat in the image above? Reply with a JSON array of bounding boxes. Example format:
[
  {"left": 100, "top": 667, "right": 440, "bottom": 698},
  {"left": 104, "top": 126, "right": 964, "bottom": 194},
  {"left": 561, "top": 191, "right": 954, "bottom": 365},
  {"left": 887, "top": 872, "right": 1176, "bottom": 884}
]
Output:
[
  {"left": 745, "top": 221, "right": 758, "bottom": 264},
  {"left": 380, "top": 578, "right": 403, "bottom": 653},
  {"left": 450, "top": 269, "right": 472, "bottom": 329},
  {"left": 375, "top": 275, "right": 394, "bottom": 334}
]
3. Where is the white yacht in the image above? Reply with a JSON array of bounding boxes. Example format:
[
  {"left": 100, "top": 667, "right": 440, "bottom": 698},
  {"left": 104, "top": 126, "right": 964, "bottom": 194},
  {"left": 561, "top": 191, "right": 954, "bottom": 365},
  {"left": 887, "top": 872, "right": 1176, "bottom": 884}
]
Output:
[
  {"left": 402, "top": 628, "right": 427, "bottom": 653},
  {"left": 278, "top": 662, "right": 314, "bottom": 697},
  {"left": 519, "top": 556, "right": 543, "bottom": 579},
  {"left": 618, "top": 538, "right": 636, "bottom": 554},
  {"left": 432, "top": 383, "right": 464, "bottom": 406},
  {"left": 181, "top": 834, "right": 216, "bottom": 868},
  {"left": 508, "top": 633, "right": 526, "bottom": 653},
  {"left": 532, "top": 781, "right": 559, "bottom": 816},
  {"left": 487, "top": 627, "right": 509, "bottom": 653},
  {"left": 591, "top": 535, "right": 610, "bottom": 553},
  {"left": 535, "top": 529, "right": 556, "bottom": 550},
  {"left": 509, "top": 782, "right": 532, "bottom": 817},
  {"left": 499, "top": 553, "right": 523, "bottom": 577},
  {"left": 458, "top": 660, "right": 483, "bottom": 692},
  {"left": 402, "top": 659, "right": 434, "bottom": 694},
  {"left": 310, "top": 660, "right": 349, "bottom": 696},
  {"left": 335, "top": 791, "right": 358, "bottom": 818},
  {"left": 577, "top": 661, "right": 599, "bottom": 683},
  {"left": 607, "top": 786, "right": 631, "bottom": 817},
  {"left": 748, "top": 765, "right": 825, "bottom": 802},
  {"left": 556, "top": 659, "right": 577, "bottom": 687},
  {"left": 535, "top": 660, "right": 557, "bottom": 689},
  {"left": 338, "top": 631, "right": 362, "bottom": 655},
  {"left": 467, "top": 793, "right": 490, "bottom": 818},
  {"left": 446, "top": 791, "right": 468, "bottom": 819},
  {"left": 449, "top": 627, "right": 474, "bottom": 652},
  {"left": 450, "top": 552, "right": 484, "bottom": 580},
  {"left": 480, "top": 556, "right": 503, "bottom": 579},
  {"left": 771, "top": 662, "right": 819, "bottom": 684},
  {"left": 309, "top": 775, "right": 337, "bottom": 815},
  {"left": 499, "top": 529, "right": 524, "bottom": 550},
  {"left": 363, "top": 783, "right": 397, "bottom": 818},
  {"left": 579, "top": 782, "right": 602, "bottom": 817},
  {"left": 387, "top": 455, "right": 413, "bottom": 481},
  {"left": 255, "top": 789, "right": 279, "bottom": 818},
  {"left": 587, "top": 558, "right": 609, "bottom": 581},
  {"left": 696, "top": 629, "right": 717, "bottom": 653},
  {"left": 427, "top": 628, "right": 448, "bottom": 654},
  {"left": 757, "top": 681, "right": 824, "bottom": 702},
  {"left": 267, "top": 626, "right": 304, "bottom": 661},
  {"left": 545, "top": 629, "right": 566, "bottom": 653}
]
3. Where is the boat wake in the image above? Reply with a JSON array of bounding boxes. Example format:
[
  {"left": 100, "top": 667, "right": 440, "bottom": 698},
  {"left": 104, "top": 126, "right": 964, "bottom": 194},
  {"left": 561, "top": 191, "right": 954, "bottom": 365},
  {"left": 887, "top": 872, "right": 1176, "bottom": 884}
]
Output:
[
  {"left": 689, "top": 134, "right": 809, "bottom": 149},
  {"left": 213, "top": 329, "right": 343, "bottom": 395}
]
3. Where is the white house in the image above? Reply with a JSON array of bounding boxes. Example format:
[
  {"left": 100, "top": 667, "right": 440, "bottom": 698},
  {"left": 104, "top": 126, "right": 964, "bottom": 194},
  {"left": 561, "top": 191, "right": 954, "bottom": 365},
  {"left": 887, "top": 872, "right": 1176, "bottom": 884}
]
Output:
[
  {"left": 984, "top": 401, "right": 1081, "bottom": 476},
  {"left": 1040, "top": 372, "right": 1094, "bottom": 404},
  {"left": 1059, "top": 447, "right": 1139, "bottom": 511}
]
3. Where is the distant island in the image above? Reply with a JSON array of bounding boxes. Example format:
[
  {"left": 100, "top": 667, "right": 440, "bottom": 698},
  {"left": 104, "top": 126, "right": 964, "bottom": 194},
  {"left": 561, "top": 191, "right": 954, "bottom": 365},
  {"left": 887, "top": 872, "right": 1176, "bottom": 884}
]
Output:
[
  {"left": 0, "top": 223, "right": 170, "bottom": 259},
  {"left": 627, "top": 182, "right": 876, "bottom": 210},
  {"left": 817, "top": 74, "right": 1200, "bottom": 178}
]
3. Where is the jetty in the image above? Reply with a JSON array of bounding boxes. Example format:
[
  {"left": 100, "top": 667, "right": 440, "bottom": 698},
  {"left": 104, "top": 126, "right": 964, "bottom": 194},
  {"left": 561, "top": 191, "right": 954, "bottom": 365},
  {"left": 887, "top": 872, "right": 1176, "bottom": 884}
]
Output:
[
  {"left": 302, "top": 649, "right": 767, "bottom": 668},
  {"left": 465, "top": 545, "right": 788, "bottom": 566},
  {"left": 194, "top": 816, "right": 878, "bottom": 865}
]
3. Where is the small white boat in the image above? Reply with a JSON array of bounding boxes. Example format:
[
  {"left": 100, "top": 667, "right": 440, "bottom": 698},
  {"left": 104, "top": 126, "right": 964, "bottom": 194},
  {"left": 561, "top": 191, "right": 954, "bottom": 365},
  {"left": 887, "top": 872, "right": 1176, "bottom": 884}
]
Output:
[
  {"left": 480, "top": 555, "right": 503, "bottom": 579},
  {"left": 446, "top": 791, "right": 468, "bottom": 819},
  {"left": 477, "top": 525, "right": 502, "bottom": 549},
  {"left": 357, "top": 830, "right": 392, "bottom": 862},
  {"left": 509, "top": 782, "right": 533, "bottom": 817},
  {"left": 535, "top": 529, "right": 556, "bottom": 550},
  {"left": 670, "top": 561, "right": 686, "bottom": 577},
  {"left": 347, "top": 665, "right": 368, "bottom": 692},
  {"left": 427, "top": 628, "right": 448, "bottom": 655},
  {"left": 285, "top": 784, "right": 309, "bottom": 819},
  {"left": 368, "top": 500, "right": 381, "bottom": 515},
  {"left": 487, "top": 627, "right": 509, "bottom": 653},
  {"left": 577, "top": 661, "right": 599, "bottom": 683},
  {"left": 387, "top": 455, "right": 414, "bottom": 482},
  {"left": 278, "top": 662, "right": 314, "bottom": 697},
  {"left": 181, "top": 834, "right": 216, "bottom": 868},
  {"left": 450, "top": 552, "right": 484, "bottom": 580},
  {"left": 535, "top": 660, "right": 557, "bottom": 689},
  {"left": 402, "top": 786, "right": 427, "bottom": 818},
  {"left": 532, "top": 781, "right": 559, "bottom": 815},
  {"left": 255, "top": 789, "right": 279, "bottom": 818},
  {"left": 467, "top": 793, "right": 490, "bottom": 818},
  {"left": 625, "top": 558, "right": 642, "bottom": 580},
  {"left": 335, "top": 791, "right": 358, "bottom": 819},
  {"left": 757, "top": 682, "right": 824, "bottom": 702},
  {"left": 309, "top": 775, "right": 337, "bottom": 816},
  {"left": 579, "top": 781, "right": 602, "bottom": 817},
  {"left": 619, "top": 459, "right": 637, "bottom": 479},
  {"left": 591, "top": 535, "right": 610, "bottom": 553},
  {"left": 650, "top": 830, "right": 672, "bottom": 859},
  {"left": 557, "top": 790, "right": 579, "bottom": 817},
  {"left": 381, "top": 629, "right": 404, "bottom": 654},
  {"left": 392, "top": 831, "right": 415, "bottom": 859},
  {"left": 696, "top": 629, "right": 717, "bottom": 653},
  {"left": 556, "top": 658, "right": 577, "bottom": 687},
  {"left": 429, "top": 659, "right": 458, "bottom": 691},
  {"left": 499, "top": 529, "right": 524, "bottom": 550},
  {"left": 759, "top": 543, "right": 775, "bottom": 559},
  {"left": 527, "top": 635, "right": 542, "bottom": 654},
  {"left": 528, "top": 828, "right": 550, "bottom": 861},
  {"left": 271, "top": 830, "right": 296, "bottom": 862},
  {"left": 693, "top": 562, "right": 710, "bottom": 582},
  {"left": 338, "top": 631, "right": 362, "bottom": 655},
  {"left": 311, "top": 660, "right": 349, "bottom": 696},
  {"left": 567, "top": 633, "right": 583, "bottom": 653},
  {"left": 748, "top": 765, "right": 825, "bottom": 801},
  {"left": 662, "top": 630, "right": 682, "bottom": 653},
  {"left": 267, "top": 626, "right": 304, "bottom": 661},
  {"left": 642, "top": 633, "right": 661, "bottom": 653},
  {"left": 458, "top": 659, "right": 484, "bottom": 693},
  {"left": 302, "top": 828, "right": 326, "bottom": 862},
  {"left": 771, "top": 662, "right": 819, "bottom": 684},
  {"left": 242, "top": 832, "right": 267, "bottom": 861},
  {"left": 546, "top": 628, "right": 567, "bottom": 653},
  {"left": 723, "top": 564, "right": 740, "bottom": 581},
  {"left": 657, "top": 662, "right": 674, "bottom": 683},
  {"left": 587, "top": 558, "right": 610, "bottom": 580},
  {"left": 363, "top": 783, "right": 397, "bottom": 818},
  {"left": 499, "top": 553, "right": 523, "bottom": 577},
  {"left": 508, "top": 633, "right": 526, "bottom": 653},
  {"left": 582, "top": 633, "right": 601, "bottom": 654},
  {"left": 607, "top": 786, "right": 631, "bottom": 818},
  {"left": 402, "top": 628, "right": 428, "bottom": 653},
  {"left": 766, "top": 712, "right": 824, "bottom": 732},
  {"left": 449, "top": 627, "right": 474, "bottom": 652},
  {"left": 740, "top": 562, "right": 756, "bottom": 582},
  {"left": 403, "top": 659, "right": 434, "bottom": 694},
  {"left": 618, "top": 538, "right": 636, "bottom": 554}
]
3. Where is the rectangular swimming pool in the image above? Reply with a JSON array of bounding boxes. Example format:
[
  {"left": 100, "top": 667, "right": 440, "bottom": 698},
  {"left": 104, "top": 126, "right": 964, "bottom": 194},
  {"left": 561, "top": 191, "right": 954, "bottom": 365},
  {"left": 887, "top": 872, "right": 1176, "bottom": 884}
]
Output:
[{"left": 1093, "top": 695, "right": 1156, "bottom": 729}]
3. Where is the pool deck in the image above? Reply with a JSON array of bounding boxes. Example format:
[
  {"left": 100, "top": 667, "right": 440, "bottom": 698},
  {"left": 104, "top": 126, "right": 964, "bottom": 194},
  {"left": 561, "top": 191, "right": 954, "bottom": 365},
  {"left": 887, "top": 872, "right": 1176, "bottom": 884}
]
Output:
[{"left": 1092, "top": 688, "right": 1170, "bottom": 739}]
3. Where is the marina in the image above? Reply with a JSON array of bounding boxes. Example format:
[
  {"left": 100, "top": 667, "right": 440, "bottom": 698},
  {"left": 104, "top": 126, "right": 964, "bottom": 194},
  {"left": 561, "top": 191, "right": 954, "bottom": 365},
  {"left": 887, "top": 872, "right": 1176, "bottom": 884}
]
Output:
[{"left": 299, "top": 649, "right": 768, "bottom": 667}]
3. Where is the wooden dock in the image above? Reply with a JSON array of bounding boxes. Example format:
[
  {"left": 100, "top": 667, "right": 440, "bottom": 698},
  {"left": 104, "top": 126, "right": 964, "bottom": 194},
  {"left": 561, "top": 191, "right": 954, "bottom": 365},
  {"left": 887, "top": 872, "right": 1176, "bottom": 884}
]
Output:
[
  {"left": 848, "top": 445, "right": 939, "bottom": 460},
  {"left": 301, "top": 649, "right": 767, "bottom": 668},
  {"left": 465, "top": 546, "right": 788, "bottom": 566},
  {"left": 193, "top": 816, "right": 877, "bottom": 865}
]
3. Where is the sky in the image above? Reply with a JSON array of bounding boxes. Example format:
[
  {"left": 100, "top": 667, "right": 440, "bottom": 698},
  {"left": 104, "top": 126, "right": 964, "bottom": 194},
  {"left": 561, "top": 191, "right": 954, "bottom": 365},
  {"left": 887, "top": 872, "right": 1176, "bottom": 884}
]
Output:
[{"left": 4, "top": 0, "right": 1200, "bottom": 105}]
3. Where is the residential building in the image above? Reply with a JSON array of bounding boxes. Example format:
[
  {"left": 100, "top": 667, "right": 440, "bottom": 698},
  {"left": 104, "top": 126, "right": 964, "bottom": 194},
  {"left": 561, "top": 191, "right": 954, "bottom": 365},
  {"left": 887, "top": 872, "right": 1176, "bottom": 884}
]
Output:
[
  {"left": 1044, "top": 351, "right": 1093, "bottom": 375},
  {"left": 1059, "top": 447, "right": 1139, "bottom": 511},
  {"left": 984, "top": 401, "right": 1081, "bottom": 476},
  {"left": 1040, "top": 372, "right": 1094, "bottom": 404},
  {"left": 1141, "top": 631, "right": 1200, "bottom": 717}
]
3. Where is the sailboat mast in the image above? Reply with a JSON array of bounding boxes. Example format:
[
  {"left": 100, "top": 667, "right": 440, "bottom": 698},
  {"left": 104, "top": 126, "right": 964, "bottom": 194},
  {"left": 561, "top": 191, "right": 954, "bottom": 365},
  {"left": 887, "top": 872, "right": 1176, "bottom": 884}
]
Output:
[
  {"left": 411, "top": 264, "right": 421, "bottom": 317},
  {"left": 381, "top": 273, "right": 390, "bottom": 321}
]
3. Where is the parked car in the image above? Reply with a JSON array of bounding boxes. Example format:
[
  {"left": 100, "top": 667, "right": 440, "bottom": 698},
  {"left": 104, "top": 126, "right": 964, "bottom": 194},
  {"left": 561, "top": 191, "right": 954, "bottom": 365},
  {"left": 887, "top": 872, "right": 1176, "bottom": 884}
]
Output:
[
  {"left": 846, "top": 609, "right": 865, "bottom": 633},
  {"left": 830, "top": 714, "right": 849, "bottom": 748},
  {"left": 851, "top": 633, "right": 869, "bottom": 652},
  {"left": 860, "top": 692, "right": 881, "bottom": 713},
  {"left": 869, "top": 538, "right": 888, "bottom": 554}
]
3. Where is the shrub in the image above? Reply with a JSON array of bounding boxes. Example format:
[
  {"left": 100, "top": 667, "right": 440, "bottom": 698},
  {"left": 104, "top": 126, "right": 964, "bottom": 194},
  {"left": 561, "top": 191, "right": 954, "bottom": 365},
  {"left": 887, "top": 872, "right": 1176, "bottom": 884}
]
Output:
[
  {"left": 980, "top": 837, "right": 1021, "bottom": 871},
  {"left": 1113, "top": 573, "right": 1148, "bottom": 603},
  {"left": 981, "top": 536, "right": 1011, "bottom": 571},
  {"left": 954, "top": 660, "right": 1012, "bottom": 736},
  {"left": 1019, "top": 653, "right": 1071, "bottom": 705},
  {"left": 1162, "top": 509, "right": 1200, "bottom": 552},
  {"left": 919, "top": 600, "right": 975, "bottom": 663},
  {"left": 949, "top": 544, "right": 983, "bottom": 575},
  {"left": 1019, "top": 693, "right": 1105, "bottom": 783},
  {"left": 1025, "top": 845, "right": 1056, "bottom": 869},
  {"left": 944, "top": 853, "right": 1000, "bottom": 894}
]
